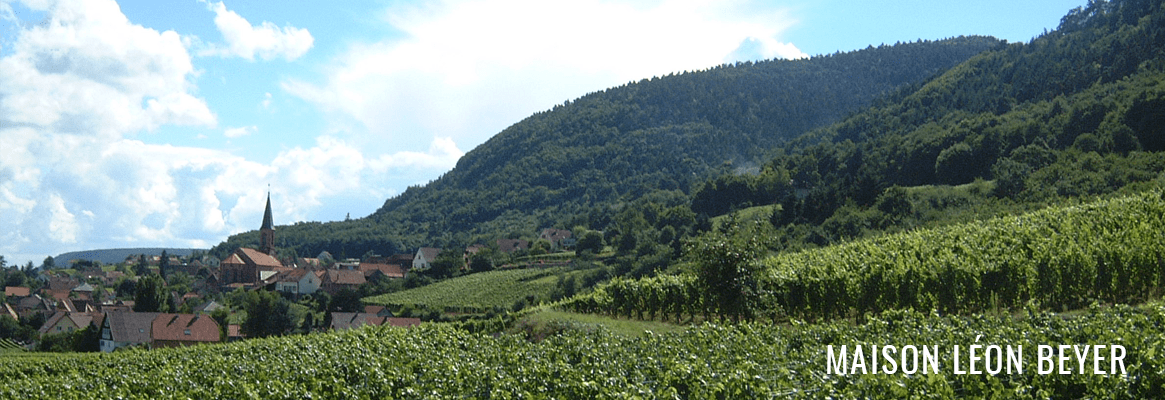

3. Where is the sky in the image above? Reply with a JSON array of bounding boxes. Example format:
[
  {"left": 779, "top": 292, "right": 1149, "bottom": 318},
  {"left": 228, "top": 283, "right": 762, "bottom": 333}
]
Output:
[{"left": 0, "top": 0, "right": 1086, "bottom": 266}]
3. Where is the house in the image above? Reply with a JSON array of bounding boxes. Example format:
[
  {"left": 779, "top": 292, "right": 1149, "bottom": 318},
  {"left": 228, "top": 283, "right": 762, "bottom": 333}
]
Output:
[
  {"left": 195, "top": 300, "right": 225, "bottom": 314},
  {"left": 329, "top": 312, "right": 385, "bottom": 331},
  {"left": 413, "top": 247, "right": 442, "bottom": 270},
  {"left": 4, "top": 286, "right": 30, "bottom": 298},
  {"left": 151, "top": 313, "right": 221, "bottom": 348},
  {"left": 71, "top": 283, "right": 95, "bottom": 301},
  {"left": 220, "top": 247, "right": 285, "bottom": 286},
  {"left": 539, "top": 228, "right": 573, "bottom": 249},
  {"left": 100, "top": 312, "right": 160, "bottom": 352},
  {"left": 14, "top": 295, "right": 53, "bottom": 320},
  {"left": 358, "top": 261, "right": 406, "bottom": 280},
  {"left": 272, "top": 269, "right": 321, "bottom": 296},
  {"left": 496, "top": 239, "right": 529, "bottom": 254},
  {"left": 363, "top": 305, "right": 392, "bottom": 317},
  {"left": 227, "top": 324, "right": 244, "bottom": 342},
  {"left": 37, "top": 311, "right": 102, "bottom": 336},
  {"left": 44, "top": 276, "right": 78, "bottom": 302},
  {"left": 321, "top": 270, "right": 366, "bottom": 294}
]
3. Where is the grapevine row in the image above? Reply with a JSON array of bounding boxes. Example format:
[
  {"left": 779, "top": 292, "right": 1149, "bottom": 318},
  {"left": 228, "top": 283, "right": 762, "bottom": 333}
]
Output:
[
  {"left": 3, "top": 304, "right": 1165, "bottom": 398},
  {"left": 565, "top": 190, "right": 1165, "bottom": 321}
]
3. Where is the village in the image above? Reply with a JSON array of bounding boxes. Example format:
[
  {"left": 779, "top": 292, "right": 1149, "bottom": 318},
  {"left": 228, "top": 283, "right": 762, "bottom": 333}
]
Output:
[{"left": 0, "top": 195, "right": 580, "bottom": 352}]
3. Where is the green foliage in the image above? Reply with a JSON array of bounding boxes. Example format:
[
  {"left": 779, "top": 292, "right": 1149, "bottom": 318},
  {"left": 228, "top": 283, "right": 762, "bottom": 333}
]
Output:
[
  {"left": 4, "top": 305, "right": 1165, "bottom": 398},
  {"left": 133, "top": 274, "right": 167, "bottom": 313},
  {"left": 568, "top": 189, "right": 1165, "bottom": 322},
  {"left": 686, "top": 220, "right": 767, "bottom": 322},
  {"left": 241, "top": 290, "right": 294, "bottom": 339}
]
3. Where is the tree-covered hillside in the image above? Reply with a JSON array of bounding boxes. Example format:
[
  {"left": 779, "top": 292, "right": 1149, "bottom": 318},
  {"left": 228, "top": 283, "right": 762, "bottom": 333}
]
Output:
[
  {"left": 212, "top": 37, "right": 1001, "bottom": 258},
  {"left": 692, "top": 0, "right": 1165, "bottom": 247}
]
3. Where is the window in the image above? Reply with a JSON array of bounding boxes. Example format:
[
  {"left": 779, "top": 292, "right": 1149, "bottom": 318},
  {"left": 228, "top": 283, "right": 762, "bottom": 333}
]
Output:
[{"left": 184, "top": 329, "right": 191, "bottom": 335}]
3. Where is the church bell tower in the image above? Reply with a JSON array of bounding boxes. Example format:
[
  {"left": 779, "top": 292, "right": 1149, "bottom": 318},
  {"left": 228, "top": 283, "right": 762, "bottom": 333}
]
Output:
[{"left": 260, "top": 192, "right": 275, "bottom": 255}]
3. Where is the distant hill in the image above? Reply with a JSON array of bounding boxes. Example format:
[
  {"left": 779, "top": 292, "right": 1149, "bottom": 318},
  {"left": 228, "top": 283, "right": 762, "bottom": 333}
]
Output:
[
  {"left": 211, "top": 36, "right": 1002, "bottom": 258},
  {"left": 687, "top": 0, "right": 1165, "bottom": 246},
  {"left": 54, "top": 248, "right": 206, "bottom": 266}
]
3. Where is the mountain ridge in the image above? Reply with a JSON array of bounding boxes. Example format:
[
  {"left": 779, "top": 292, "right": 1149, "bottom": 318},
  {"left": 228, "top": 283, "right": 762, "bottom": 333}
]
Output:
[{"left": 211, "top": 36, "right": 1003, "bottom": 258}]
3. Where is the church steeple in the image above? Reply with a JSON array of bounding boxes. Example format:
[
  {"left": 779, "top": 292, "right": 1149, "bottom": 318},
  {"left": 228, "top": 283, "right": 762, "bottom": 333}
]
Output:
[{"left": 260, "top": 192, "right": 275, "bottom": 255}]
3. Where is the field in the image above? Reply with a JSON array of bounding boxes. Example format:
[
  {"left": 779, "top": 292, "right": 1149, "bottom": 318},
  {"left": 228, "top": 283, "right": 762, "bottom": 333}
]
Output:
[
  {"left": 3, "top": 304, "right": 1165, "bottom": 399},
  {"left": 364, "top": 265, "right": 586, "bottom": 312}
]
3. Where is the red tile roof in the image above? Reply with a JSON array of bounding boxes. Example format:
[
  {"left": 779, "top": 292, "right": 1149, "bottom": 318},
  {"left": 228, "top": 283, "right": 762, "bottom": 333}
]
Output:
[
  {"left": 151, "top": 313, "right": 220, "bottom": 344},
  {"left": 4, "top": 286, "right": 30, "bottom": 297},
  {"left": 325, "top": 270, "right": 367, "bottom": 286},
  {"left": 358, "top": 262, "right": 405, "bottom": 279},
  {"left": 237, "top": 248, "right": 284, "bottom": 268},
  {"left": 385, "top": 317, "right": 422, "bottom": 328}
]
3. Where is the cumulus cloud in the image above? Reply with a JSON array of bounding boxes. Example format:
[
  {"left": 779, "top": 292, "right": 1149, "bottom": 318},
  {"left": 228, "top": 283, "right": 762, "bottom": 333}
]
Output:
[
  {"left": 0, "top": 0, "right": 381, "bottom": 264},
  {"left": 200, "top": 1, "right": 314, "bottom": 61},
  {"left": 284, "top": 0, "right": 803, "bottom": 153},
  {"left": 0, "top": 0, "right": 215, "bottom": 136}
]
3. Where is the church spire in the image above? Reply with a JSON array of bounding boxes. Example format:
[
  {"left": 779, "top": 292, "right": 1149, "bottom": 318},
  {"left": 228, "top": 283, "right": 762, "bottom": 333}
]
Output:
[
  {"left": 261, "top": 192, "right": 274, "bottom": 230},
  {"left": 260, "top": 191, "right": 275, "bottom": 255}
]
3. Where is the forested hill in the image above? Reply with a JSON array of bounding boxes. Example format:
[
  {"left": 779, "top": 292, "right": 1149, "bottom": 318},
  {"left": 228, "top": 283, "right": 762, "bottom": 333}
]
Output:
[
  {"left": 694, "top": 0, "right": 1165, "bottom": 245},
  {"left": 380, "top": 37, "right": 1000, "bottom": 231},
  {"left": 211, "top": 36, "right": 1001, "bottom": 258}
]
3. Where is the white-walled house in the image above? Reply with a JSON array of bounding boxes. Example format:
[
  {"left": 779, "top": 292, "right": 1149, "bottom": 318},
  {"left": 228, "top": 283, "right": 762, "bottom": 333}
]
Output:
[{"left": 413, "top": 248, "right": 441, "bottom": 270}]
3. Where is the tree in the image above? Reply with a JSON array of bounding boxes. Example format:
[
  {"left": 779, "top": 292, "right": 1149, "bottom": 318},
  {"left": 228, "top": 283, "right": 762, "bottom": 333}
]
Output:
[
  {"left": 210, "top": 307, "right": 230, "bottom": 342},
  {"left": 135, "top": 255, "right": 149, "bottom": 277},
  {"left": 576, "top": 230, "right": 605, "bottom": 255},
  {"left": 158, "top": 250, "right": 170, "bottom": 280},
  {"left": 468, "top": 246, "right": 498, "bottom": 272},
  {"left": 426, "top": 248, "right": 464, "bottom": 279},
  {"left": 685, "top": 221, "right": 767, "bottom": 322},
  {"left": 242, "top": 290, "right": 293, "bottom": 338},
  {"left": 330, "top": 289, "right": 362, "bottom": 312},
  {"left": 41, "top": 256, "right": 54, "bottom": 270},
  {"left": 133, "top": 274, "right": 167, "bottom": 313}
]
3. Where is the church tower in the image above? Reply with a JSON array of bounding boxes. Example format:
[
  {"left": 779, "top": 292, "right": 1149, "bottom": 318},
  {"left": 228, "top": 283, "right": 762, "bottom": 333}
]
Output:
[{"left": 260, "top": 192, "right": 275, "bottom": 255}]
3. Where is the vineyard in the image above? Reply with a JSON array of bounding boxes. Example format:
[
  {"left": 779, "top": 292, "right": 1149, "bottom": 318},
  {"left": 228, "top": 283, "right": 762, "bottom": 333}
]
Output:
[
  {"left": 364, "top": 265, "right": 588, "bottom": 312},
  {"left": 0, "top": 339, "right": 24, "bottom": 353},
  {"left": 563, "top": 190, "right": 1165, "bottom": 322},
  {"left": 2, "top": 304, "right": 1165, "bottom": 399}
]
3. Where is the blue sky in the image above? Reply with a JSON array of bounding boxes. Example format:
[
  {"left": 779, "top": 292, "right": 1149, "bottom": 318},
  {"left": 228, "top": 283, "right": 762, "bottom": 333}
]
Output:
[{"left": 0, "top": 0, "right": 1085, "bottom": 265}]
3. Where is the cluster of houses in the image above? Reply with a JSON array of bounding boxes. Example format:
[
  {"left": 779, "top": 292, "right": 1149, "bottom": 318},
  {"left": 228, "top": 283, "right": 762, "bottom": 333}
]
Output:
[
  {"left": 4, "top": 280, "right": 421, "bottom": 352},
  {"left": 0, "top": 195, "right": 574, "bottom": 352}
]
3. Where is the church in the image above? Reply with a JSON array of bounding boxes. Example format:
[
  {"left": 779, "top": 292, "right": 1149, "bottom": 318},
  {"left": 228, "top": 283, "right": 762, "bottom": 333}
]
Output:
[{"left": 220, "top": 193, "right": 286, "bottom": 286}]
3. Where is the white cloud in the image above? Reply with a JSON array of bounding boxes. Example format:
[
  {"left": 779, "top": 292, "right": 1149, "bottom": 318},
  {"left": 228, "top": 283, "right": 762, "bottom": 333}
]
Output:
[
  {"left": 0, "top": 0, "right": 356, "bottom": 264},
  {"left": 224, "top": 125, "right": 256, "bottom": 138},
  {"left": 284, "top": 0, "right": 803, "bottom": 155},
  {"left": 370, "top": 137, "right": 465, "bottom": 171},
  {"left": 200, "top": 1, "right": 314, "bottom": 61},
  {"left": 0, "top": 0, "right": 215, "bottom": 136}
]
